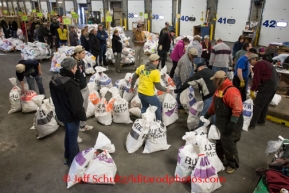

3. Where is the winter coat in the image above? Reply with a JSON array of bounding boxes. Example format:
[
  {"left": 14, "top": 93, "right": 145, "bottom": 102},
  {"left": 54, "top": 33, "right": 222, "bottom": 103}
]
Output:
[{"left": 170, "top": 40, "right": 185, "bottom": 62}]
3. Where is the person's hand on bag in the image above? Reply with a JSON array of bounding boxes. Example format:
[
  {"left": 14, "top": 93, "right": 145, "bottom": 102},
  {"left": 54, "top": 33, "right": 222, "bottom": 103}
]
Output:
[
  {"left": 159, "top": 45, "right": 163, "bottom": 51},
  {"left": 239, "top": 80, "right": 245, "bottom": 88},
  {"left": 250, "top": 90, "right": 256, "bottom": 99},
  {"left": 130, "top": 87, "right": 134, "bottom": 93}
]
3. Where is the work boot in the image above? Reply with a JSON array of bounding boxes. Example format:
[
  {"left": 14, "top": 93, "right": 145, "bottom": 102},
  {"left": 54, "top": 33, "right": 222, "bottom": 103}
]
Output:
[{"left": 225, "top": 166, "right": 235, "bottom": 174}]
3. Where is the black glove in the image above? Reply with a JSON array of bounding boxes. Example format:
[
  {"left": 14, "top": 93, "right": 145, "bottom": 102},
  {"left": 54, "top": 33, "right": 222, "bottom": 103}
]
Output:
[
  {"left": 204, "top": 112, "right": 211, "bottom": 119},
  {"left": 227, "top": 121, "right": 236, "bottom": 130}
]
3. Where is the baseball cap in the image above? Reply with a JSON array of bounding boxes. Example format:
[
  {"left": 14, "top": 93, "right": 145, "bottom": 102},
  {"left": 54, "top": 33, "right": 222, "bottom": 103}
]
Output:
[
  {"left": 259, "top": 47, "right": 265, "bottom": 52},
  {"left": 98, "top": 23, "right": 103, "bottom": 26},
  {"left": 16, "top": 64, "right": 25, "bottom": 73},
  {"left": 247, "top": 54, "right": 259, "bottom": 61},
  {"left": 216, "top": 37, "right": 222, "bottom": 42},
  {"left": 210, "top": 71, "right": 227, "bottom": 80},
  {"left": 149, "top": 54, "right": 160, "bottom": 61},
  {"left": 188, "top": 48, "right": 198, "bottom": 56},
  {"left": 74, "top": 46, "right": 85, "bottom": 53}
]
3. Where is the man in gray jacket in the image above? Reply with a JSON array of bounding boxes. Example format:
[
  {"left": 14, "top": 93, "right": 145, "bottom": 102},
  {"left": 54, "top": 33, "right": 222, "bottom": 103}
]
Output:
[{"left": 209, "top": 38, "right": 232, "bottom": 73}]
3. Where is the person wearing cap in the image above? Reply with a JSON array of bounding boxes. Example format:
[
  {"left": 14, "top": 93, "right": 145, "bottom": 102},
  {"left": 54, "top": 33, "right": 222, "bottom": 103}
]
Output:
[
  {"left": 132, "top": 24, "right": 146, "bottom": 69},
  {"left": 49, "top": 57, "right": 86, "bottom": 165},
  {"left": 258, "top": 47, "right": 273, "bottom": 63},
  {"left": 233, "top": 48, "right": 257, "bottom": 101},
  {"left": 16, "top": 59, "right": 45, "bottom": 95},
  {"left": 175, "top": 63, "right": 216, "bottom": 127},
  {"left": 186, "top": 35, "right": 202, "bottom": 76},
  {"left": 72, "top": 46, "right": 94, "bottom": 133},
  {"left": 160, "top": 22, "right": 170, "bottom": 37},
  {"left": 174, "top": 48, "right": 198, "bottom": 108},
  {"left": 201, "top": 35, "right": 212, "bottom": 66},
  {"left": 112, "top": 29, "right": 122, "bottom": 73},
  {"left": 69, "top": 25, "right": 78, "bottom": 46},
  {"left": 209, "top": 38, "right": 232, "bottom": 73},
  {"left": 37, "top": 22, "right": 50, "bottom": 43},
  {"left": 170, "top": 37, "right": 190, "bottom": 78},
  {"left": 158, "top": 28, "right": 175, "bottom": 69},
  {"left": 50, "top": 17, "right": 60, "bottom": 49},
  {"left": 204, "top": 70, "right": 243, "bottom": 174},
  {"left": 57, "top": 23, "right": 68, "bottom": 46},
  {"left": 130, "top": 54, "right": 170, "bottom": 121},
  {"left": 248, "top": 54, "right": 280, "bottom": 129},
  {"left": 89, "top": 27, "right": 101, "bottom": 67},
  {"left": 235, "top": 42, "right": 252, "bottom": 63},
  {"left": 96, "top": 24, "right": 109, "bottom": 68}
]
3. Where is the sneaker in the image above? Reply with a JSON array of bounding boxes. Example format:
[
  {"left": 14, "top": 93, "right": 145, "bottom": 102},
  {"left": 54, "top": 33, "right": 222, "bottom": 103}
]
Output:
[
  {"left": 79, "top": 125, "right": 94, "bottom": 132},
  {"left": 77, "top": 136, "right": 83, "bottom": 143},
  {"left": 225, "top": 166, "right": 235, "bottom": 174}
]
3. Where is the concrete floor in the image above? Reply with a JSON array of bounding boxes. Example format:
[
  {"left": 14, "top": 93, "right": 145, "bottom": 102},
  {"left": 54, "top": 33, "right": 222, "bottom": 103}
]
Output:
[{"left": 0, "top": 32, "right": 289, "bottom": 193}]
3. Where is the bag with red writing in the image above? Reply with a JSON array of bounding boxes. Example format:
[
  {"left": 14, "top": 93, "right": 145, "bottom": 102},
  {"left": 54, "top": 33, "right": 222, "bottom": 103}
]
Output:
[
  {"left": 191, "top": 154, "right": 221, "bottom": 193},
  {"left": 8, "top": 77, "right": 22, "bottom": 114},
  {"left": 95, "top": 87, "right": 114, "bottom": 125},
  {"left": 86, "top": 82, "right": 100, "bottom": 118},
  {"left": 21, "top": 85, "right": 45, "bottom": 113}
]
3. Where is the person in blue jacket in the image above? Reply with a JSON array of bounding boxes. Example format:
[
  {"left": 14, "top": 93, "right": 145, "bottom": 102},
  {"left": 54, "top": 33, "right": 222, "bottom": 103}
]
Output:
[{"left": 96, "top": 24, "right": 109, "bottom": 69}]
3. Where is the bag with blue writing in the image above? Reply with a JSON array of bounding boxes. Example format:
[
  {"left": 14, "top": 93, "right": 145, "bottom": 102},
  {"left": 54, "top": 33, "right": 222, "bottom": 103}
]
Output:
[
  {"left": 162, "top": 93, "right": 178, "bottom": 126},
  {"left": 242, "top": 99, "right": 253, "bottom": 131},
  {"left": 180, "top": 86, "right": 196, "bottom": 114}
]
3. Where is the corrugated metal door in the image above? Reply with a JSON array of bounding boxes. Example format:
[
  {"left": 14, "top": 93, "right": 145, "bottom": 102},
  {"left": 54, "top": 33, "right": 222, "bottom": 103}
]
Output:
[
  {"left": 214, "top": 0, "right": 251, "bottom": 42},
  {"left": 180, "top": 0, "right": 207, "bottom": 36},
  {"left": 152, "top": 0, "right": 172, "bottom": 34},
  {"left": 127, "top": 0, "right": 145, "bottom": 30},
  {"left": 258, "top": 0, "right": 289, "bottom": 46}
]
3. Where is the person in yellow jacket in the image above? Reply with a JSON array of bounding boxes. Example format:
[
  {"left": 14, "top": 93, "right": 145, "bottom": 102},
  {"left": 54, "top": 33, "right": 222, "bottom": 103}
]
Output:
[{"left": 56, "top": 23, "right": 68, "bottom": 46}]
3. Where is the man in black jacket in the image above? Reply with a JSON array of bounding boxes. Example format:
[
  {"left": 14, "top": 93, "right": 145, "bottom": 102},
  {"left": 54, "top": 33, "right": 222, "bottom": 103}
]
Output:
[
  {"left": 159, "top": 22, "right": 170, "bottom": 37},
  {"left": 37, "top": 23, "right": 50, "bottom": 42},
  {"left": 112, "top": 29, "right": 122, "bottom": 73},
  {"left": 50, "top": 17, "right": 59, "bottom": 49},
  {"left": 158, "top": 29, "right": 175, "bottom": 69},
  {"left": 49, "top": 57, "right": 86, "bottom": 165},
  {"left": 30, "top": 18, "right": 40, "bottom": 41},
  {"left": 175, "top": 63, "right": 216, "bottom": 126},
  {"left": 89, "top": 27, "right": 101, "bottom": 68},
  {"left": 72, "top": 46, "right": 94, "bottom": 134}
]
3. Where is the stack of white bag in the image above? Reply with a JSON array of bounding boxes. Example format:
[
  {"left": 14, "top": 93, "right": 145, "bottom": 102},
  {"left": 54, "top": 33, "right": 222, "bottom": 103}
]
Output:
[
  {"left": 49, "top": 46, "right": 96, "bottom": 73},
  {"left": 114, "top": 73, "right": 132, "bottom": 97},
  {"left": 30, "top": 98, "right": 59, "bottom": 139},
  {"left": 126, "top": 106, "right": 171, "bottom": 153},
  {"left": 67, "top": 132, "right": 117, "bottom": 188},
  {"left": 17, "top": 41, "right": 52, "bottom": 60},
  {"left": 175, "top": 119, "right": 223, "bottom": 193},
  {"left": 0, "top": 38, "right": 23, "bottom": 51},
  {"left": 143, "top": 31, "right": 159, "bottom": 54},
  {"left": 105, "top": 47, "right": 136, "bottom": 64},
  {"left": 107, "top": 26, "right": 130, "bottom": 47},
  {"left": 8, "top": 78, "right": 22, "bottom": 114}
]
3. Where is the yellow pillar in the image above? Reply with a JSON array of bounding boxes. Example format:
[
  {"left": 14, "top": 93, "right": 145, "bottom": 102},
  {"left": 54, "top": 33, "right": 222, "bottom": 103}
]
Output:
[
  {"left": 175, "top": 21, "right": 179, "bottom": 36},
  {"left": 148, "top": 19, "right": 150, "bottom": 32},
  {"left": 120, "top": 18, "right": 123, "bottom": 27},
  {"left": 210, "top": 24, "right": 214, "bottom": 41},
  {"left": 124, "top": 17, "right": 127, "bottom": 30}
]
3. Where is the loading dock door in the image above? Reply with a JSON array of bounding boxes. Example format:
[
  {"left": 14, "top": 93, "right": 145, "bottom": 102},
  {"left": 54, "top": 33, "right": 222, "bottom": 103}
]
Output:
[
  {"left": 152, "top": 0, "right": 172, "bottom": 34},
  {"left": 127, "top": 0, "right": 145, "bottom": 30}
]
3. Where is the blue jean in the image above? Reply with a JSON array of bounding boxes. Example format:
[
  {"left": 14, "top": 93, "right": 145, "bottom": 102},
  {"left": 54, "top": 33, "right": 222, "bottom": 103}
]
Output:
[
  {"left": 138, "top": 93, "right": 162, "bottom": 121},
  {"left": 194, "top": 57, "right": 202, "bottom": 65},
  {"left": 11, "top": 30, "right": 17, "bottom": 38},
  {"left": 212, "top": 66, "right": 228, "bottom": 73},
  {"left": 99, "top": 44, "right": 107, "bottom": 66},
  {"left": 26, "top": 75, "right": 45, "bottom": 95},
  {"left": 174, "top": 75, "right": 182, "bottom": 108},
  {"left": 59, "top": 40, "right": 67, "bottom": 46},
  {"left": 64, "top": 121, "right": 80, "bottom": 164},
  {"left": 198, "top": 96, "right": 215, "bottom": 127}
]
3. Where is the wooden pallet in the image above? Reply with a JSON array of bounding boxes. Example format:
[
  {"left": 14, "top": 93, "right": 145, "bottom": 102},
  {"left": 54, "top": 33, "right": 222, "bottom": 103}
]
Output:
[{"left": 277, "top": 46, "right": 289, "bottom": 54}]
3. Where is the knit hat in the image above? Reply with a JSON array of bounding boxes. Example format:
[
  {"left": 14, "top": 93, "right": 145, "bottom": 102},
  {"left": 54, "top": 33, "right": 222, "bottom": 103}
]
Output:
[
  {"left": 61, "top": 57, "right": 77, "bottom": 70},
  {"left": 16, "top": 64, "right": 25, "bottom": 73},
  {"left": 149, "top": 54, "right": 160, "bottom": 61},
  {"left": 188, "top": 48, "right": 198, "bottom": 56},
  {"left": 210, "top": 71, "right": 227, "bottom": 80},
  {"left": 259, "top": 47, "right": 265, "bottom": 53}
]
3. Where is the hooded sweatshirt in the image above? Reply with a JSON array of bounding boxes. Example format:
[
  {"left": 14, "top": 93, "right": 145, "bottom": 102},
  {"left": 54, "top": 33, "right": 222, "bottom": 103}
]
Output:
[
  {"left": 131, "top": 62, "right": 167, "bottom": 96},
  {"left": 175, "top": 53, "right": 193, "bottom": 83},
  {"left": 49, "top": 68, "right": 86, "bottom": 123},
  {"left": 186, "top": 40, "right": 202, "bottom": 58}
]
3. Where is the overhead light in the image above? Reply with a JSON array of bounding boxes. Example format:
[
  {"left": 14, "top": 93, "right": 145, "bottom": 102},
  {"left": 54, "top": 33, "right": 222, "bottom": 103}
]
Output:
[
  {"left": 276, "top": 21, "right": 287, "bottom": 27},
  {"left": 58, "top": 1, "right": 62, "bottom": 3},
  {"left": 134, "top": 14, "right": 138, "bottom": 18}
]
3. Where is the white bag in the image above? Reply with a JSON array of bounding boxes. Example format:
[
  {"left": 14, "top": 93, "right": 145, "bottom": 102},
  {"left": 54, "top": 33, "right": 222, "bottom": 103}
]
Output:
[
  {"left": 33, "top": 99, "right": 59, "bottom": 139},
  {"left": 162, "top": 93, "right": 178, "bottom": 126},
  {"left": 143, "top": 120, "right": 171, "bottom": 153},
  {"left": 270, "top": 94, "right": 282, "bottom": 106},
  {"left": 131, "top": 94, "right": 142, "bottom": 108},
  {"left": 86, "top": 100, "right": 95, "bottom": 118},
  {"left": 84, "top": 150, "right": 117, "bottom": 184},
  {"left": 8, "top": 77, "right": 21, "bottom": 114},
  {"left": 227, "top": 71, "right": 234, "bottom": 80},
  {"left": 191, "top": 154, "right": 221, "bottom": 193},
  {"left": 126, "top": 119, "right": 148, "bottom": 153},
  {"left": 95, "top": 88, "right": 113, "bottom": 125},
  {"left": 86, "top": 82, "right": 100, "bottom": 118},
  {"left": 114, "top": 79, "right": 127, "bottom": 97},
  {"left": 21, "top": 91, "right": 45, "bottom": 113},
  {"left": 99, "top": 73, "right": 113, "bottom": 89},
  {"left": 123, "top": 81, "right": 135, "bottom": 102},
  {"left": 242, "top": 98, "right": 253, "bottom": 131},
  {"left": 180, "top": 86, "right": 196, "bottom": 113},
  {"left": 187, "top": 101, "right": 204, "bottom": 130},
  {"left": 94, "top": 132, "right": 116, "bottom": 153},
  {"left": 208, "top": 125, "right": 221, "bottom": 140},
  {"left": 129, "top": 107, "right": 141, "bottom": 117},
  {"left": 112, "top": 95, "right": 132, "bottom": 124}
]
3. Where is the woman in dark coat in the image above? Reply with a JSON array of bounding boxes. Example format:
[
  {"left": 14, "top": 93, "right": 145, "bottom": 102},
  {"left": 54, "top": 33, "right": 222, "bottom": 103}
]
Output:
[
  {"left": 232, "top": 35, "right": 244, "bottom": 58},
  {"left": 88, "top": 28, "right": 101, "bottom": 68},
  {"left": 112, "top": 29, "right": 122, "bottom": 73},
  {"left": 80, "top": 28, "right": 90, "bottom": 51}
]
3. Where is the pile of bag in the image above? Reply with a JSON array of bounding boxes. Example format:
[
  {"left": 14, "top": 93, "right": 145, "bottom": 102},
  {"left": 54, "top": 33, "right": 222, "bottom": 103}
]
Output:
[
  {"left": 0, "top": 38, "right": 23, "bottom": 52},
  {"left": 16, "top": 41, "right": 52, "bottom": 60},
  {"left": 143, "top": 31, "right": 159, "bottom": 54},
  {"left": 49, "top": 46, "right": 96, "bottom": 73},
  {"left": 107, "top": 26, "right": 130, "bottom": 47},
  {"left": 105, "top": 47, "right": 135, "bottom": 64},
  {"left": 175, "top": 118, "right": 223, "bottom": 193},
  {"left": 67, "top": 132, "right": 117, "bottom": 188},
  {"left": 126, "top": 106, "right": 171, "bottom": 154}
]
